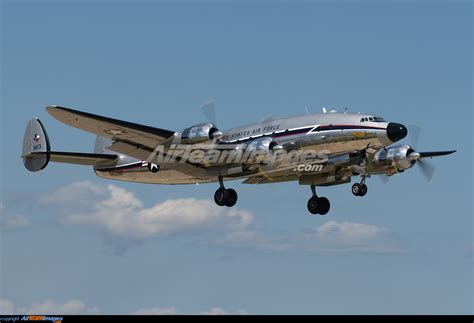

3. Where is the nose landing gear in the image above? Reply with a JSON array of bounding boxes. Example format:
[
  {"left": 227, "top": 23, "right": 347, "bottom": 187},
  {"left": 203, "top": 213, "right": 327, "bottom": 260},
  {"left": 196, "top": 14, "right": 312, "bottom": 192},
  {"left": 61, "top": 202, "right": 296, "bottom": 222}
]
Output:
[
  {"left": 214, "top": 176, "right": 238, "bottom": 207},
  {"left": 307, "top": 185, "right": 331, "bottom": 215}
]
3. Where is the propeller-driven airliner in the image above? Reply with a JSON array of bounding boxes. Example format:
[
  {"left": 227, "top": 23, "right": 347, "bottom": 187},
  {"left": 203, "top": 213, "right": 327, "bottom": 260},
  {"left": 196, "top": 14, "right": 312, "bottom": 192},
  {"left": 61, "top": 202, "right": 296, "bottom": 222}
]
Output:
[{"left": 22, "top": 105, "right": 455, "bottom": 215}]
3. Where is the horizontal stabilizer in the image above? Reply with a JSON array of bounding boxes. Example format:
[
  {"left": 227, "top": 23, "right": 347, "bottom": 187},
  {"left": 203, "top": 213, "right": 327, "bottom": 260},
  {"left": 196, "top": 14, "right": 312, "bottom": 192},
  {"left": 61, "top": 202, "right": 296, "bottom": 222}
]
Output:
[
  {"left": 29, "top": 151, "right": 118, "bottom": 166},
  {"left": 419, "top": 150, "right": 456, "bottom": 158}
]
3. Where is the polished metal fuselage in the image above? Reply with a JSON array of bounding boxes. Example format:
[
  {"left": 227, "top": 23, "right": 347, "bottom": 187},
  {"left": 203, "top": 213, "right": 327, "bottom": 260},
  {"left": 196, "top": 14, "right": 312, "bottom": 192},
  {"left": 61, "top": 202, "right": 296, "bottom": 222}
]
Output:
[{"left": 94, "top": 112, "right": 394, "bottom": 185}]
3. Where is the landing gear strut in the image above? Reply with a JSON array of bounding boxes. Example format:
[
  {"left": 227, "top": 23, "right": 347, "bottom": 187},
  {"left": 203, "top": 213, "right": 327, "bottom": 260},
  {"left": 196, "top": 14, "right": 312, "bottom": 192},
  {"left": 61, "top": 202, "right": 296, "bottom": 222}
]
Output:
[
  {"left": 352, "top": 176, "right": 368, "bottom": 197},
  {"left": 214, "top": 176, "right": 238, "bottom": 207},
  {"left": 307, "top": 185, "right": 331, "bottom": 215}
]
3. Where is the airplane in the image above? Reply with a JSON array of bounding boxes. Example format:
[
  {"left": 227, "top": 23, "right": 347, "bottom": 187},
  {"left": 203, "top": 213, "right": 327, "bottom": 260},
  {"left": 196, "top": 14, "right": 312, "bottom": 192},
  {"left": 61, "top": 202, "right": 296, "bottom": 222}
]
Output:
[{"left": 21, "top": 105, "right": 455, "bottom": 215}]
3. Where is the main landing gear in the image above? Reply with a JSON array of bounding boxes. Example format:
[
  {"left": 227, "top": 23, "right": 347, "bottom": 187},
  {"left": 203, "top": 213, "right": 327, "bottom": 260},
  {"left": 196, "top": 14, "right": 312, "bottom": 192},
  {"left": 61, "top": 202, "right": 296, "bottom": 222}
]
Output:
[
  {"left": 307, "top": 185, "right": 331, "bottom": 215},
  {"left": 352, "top": 176, "right": 368, "bottom": 197},
  {"left": 214, "top": 176, "right": 238, "bottom": 207}
]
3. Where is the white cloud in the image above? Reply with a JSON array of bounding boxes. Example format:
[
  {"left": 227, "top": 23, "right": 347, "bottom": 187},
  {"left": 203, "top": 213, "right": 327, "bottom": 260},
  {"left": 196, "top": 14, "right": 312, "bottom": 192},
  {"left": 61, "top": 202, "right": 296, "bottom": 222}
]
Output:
[
  {"left": 1, "top": 299, "right": 245, "bottom": 315},
  {"left": 132, "top": 306, "right": 247, "bottom": 315},
  {"left": 132, "top": 307, "right": 178, "bottom": 315},
  {"left": 38, "top": 181, "right": 400, "bottom": 254},
  {"left": 0, "top": 299, "right": 98, "bottom": 315},
  {"left": 199, "top": 307, "right": 230, "bottom": 315},
  {"left": 301, "top": 221, "right": 398, "bottom": 253},
  {"left": 0, "top": 202, "right": 30, "bottom": 230},
  {"left": 222, "top": 221, "right": 400, "bottom": 253},
  {"left": 199, "top": 307, "right": 248, "bottom": 315},
  {"left": 40, "top": 181, "right": 254, "bottom": 240},
  {"left": 22, "top": 300, "right": 99, "bottom": 315},
  {"left": 312, "top": 221, "right": 382, "bottom": 241}
]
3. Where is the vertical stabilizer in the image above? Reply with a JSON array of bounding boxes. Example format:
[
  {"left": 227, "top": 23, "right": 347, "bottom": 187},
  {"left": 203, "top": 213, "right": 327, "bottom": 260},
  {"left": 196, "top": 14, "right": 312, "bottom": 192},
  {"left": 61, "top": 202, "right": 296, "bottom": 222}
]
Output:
[{"left": 22, "top": 118, "right": 51, "bottom": 171}]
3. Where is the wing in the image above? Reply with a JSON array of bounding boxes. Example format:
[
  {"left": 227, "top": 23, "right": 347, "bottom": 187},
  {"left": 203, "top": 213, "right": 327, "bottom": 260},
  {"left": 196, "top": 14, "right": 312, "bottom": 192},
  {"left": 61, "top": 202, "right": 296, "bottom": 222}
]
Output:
[{"left": 46, "top": 106, "right": 176, "bottom": 160}]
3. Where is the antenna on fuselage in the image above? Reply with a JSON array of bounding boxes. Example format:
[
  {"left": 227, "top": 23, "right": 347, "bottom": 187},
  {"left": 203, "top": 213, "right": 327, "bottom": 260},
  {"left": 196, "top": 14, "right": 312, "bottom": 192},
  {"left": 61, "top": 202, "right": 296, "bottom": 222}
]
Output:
[
  {"left": 304, "top": 106, "right": 309, "bottom": 114},
  {"left": 322, "top": 107, "right": 327, "bottom": 114}
]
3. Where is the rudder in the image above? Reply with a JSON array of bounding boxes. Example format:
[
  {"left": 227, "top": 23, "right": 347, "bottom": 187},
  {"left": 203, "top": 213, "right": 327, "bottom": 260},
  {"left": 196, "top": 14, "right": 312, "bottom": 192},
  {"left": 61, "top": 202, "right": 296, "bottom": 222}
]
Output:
[{"left": 22, "top": 118, "right": 51, "bottom": 171}]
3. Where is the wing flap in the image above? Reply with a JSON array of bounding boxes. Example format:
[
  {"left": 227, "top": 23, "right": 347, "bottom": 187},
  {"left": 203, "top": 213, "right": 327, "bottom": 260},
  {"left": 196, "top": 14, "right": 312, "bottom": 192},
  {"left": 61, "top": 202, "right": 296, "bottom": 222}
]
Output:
[{"left": 46, "top": 106, "right": 176, "bottom": 152}]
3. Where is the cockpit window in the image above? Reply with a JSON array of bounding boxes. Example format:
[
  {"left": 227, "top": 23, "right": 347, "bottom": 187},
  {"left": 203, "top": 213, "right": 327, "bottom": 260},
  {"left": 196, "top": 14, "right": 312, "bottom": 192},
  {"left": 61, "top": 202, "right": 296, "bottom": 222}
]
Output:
[{"left": 361, "top": 116, "right": 385, "bottom": 122}]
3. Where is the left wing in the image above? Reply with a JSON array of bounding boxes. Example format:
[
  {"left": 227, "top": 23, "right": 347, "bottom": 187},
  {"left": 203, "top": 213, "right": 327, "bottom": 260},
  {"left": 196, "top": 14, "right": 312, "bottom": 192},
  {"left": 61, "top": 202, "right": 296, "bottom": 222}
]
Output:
[{"left": 46, "top": 106, "right": 176, "bottom": 160}]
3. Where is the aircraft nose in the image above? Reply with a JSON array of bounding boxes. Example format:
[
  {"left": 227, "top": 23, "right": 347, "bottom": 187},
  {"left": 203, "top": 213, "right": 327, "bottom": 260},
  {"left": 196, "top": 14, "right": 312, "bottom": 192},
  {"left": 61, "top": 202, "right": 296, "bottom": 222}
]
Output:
[{"left": 386, "top": 122, "right": 408, "bottom": 142}]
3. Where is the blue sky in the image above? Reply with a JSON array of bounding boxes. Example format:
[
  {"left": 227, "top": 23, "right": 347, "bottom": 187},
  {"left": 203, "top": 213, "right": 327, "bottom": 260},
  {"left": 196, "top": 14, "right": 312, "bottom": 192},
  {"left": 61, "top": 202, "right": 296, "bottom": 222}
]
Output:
[{"left": 1, "top": 0, "right": 472, "bottom": 315}]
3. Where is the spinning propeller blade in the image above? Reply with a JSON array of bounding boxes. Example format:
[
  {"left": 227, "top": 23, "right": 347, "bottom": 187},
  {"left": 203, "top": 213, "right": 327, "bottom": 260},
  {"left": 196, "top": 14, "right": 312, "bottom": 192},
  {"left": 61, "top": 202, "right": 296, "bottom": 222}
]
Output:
[
  {"left": 406, "top": 124, "right": 455, "bottom": 182},
  {"left": 407, "top": 124, "right": 421, "bottom": 148},
  {"left": 200, "top": 100, "right": 217, "bottom": 125},
  {"left": 417, "top": 159, "right": 436, "bottom": 183}
]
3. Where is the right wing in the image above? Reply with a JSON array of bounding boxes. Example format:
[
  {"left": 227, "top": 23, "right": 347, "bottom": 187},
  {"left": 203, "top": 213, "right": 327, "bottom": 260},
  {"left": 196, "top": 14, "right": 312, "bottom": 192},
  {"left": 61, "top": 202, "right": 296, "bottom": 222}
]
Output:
[{"left": 46, "top": 106, "right": 176, "bottom": 160}]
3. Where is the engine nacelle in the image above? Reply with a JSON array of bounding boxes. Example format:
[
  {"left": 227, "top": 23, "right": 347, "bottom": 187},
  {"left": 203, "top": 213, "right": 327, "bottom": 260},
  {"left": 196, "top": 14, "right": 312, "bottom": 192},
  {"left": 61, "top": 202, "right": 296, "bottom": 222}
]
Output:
[
  {"left": 179, "top": 123, "right": 222, "bottom": 144},
  {"left": 242, "top": 137, "right": 283, "bottom": 166},
  {"left": 373, "top": 144, "right": 418, "bottom": 172},
  {"left": 246, "top": 137, "right": 282, "bottom": 152}
]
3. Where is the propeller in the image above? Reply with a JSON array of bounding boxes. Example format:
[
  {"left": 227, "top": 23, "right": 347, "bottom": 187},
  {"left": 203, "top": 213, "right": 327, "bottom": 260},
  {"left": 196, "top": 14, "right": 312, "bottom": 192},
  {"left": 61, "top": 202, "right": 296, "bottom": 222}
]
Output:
[
  {"left": 417, "top": 158, "right": 435, "bottom": 182},
  {"left": 415, "top": 150, "right": 456, "bottom": 182},
  {"left": 406, "top": 124, "right": 437, "bottom": 182},
  {"left": 200, "top": 100, "right": 217, "bottom": 125},
  {"left": 376, "top": 122, "right": 456, "bottom": 183},
  {"left": 407, "top": 124, "right": 421, "bottom": 148},
  {"left": 407, "top": 147, "right": 456, "bottom": 182}
]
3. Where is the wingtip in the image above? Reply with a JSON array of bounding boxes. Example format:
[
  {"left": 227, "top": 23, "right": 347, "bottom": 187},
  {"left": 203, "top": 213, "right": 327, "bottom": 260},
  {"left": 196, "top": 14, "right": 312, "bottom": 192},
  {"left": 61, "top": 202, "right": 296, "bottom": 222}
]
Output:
[
  {"left": 46, "top": 105, "right": 60, "bottom": 113},
  {"left": 46, "top": 105, "right": 72, "bottom": 117}
]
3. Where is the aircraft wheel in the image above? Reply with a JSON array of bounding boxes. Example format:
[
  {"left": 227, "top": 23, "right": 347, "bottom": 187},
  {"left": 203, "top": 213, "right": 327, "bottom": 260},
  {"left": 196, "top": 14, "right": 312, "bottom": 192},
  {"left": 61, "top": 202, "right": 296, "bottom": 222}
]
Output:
[
  {"left": 352, "top": 183, "right": 362, "bottom": 196},
  {"left": 359, "top": 184, "right": 368, "bottom": 197},
  {"left": 307, "top": 196, "right": 320, "bottom": 215},
  {"left": 225, "top": 189, "right": 238, "bottom": 207},
  {"left": 214, "top": 188, "right": 229, "bottom": 206},
  {"left": 317, "top": 197, "right": 330, "bottom": 215}
]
